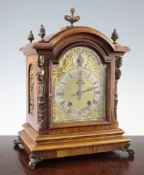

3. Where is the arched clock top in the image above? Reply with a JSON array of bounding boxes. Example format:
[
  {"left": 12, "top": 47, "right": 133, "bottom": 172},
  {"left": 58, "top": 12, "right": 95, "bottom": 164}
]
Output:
[
  {"left": 21, "top": 26, "right": 130, "bottom": 60},
  {"left": 49, "top": 27, "right": 130, "bottom": 54}
]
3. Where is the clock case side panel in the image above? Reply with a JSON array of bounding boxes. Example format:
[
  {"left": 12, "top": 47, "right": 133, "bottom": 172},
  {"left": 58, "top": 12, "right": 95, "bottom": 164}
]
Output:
[
  {"left": 34, "top": 50, "right": 51, "bottom": 134},
  {"left": 22, "top": 49, "right": 51, "bottom": 135},
  {"left": 26, "top": 54, "right": 39, "bottom": 131},
  {"left": 47, "top": 33, "right": 118, "bottom": 133}
]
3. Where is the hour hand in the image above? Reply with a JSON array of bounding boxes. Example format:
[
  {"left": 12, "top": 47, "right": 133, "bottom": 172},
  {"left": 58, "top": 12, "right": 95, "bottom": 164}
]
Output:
[
  {"left": 72, "top": 87, "right": 99, "bottom": 97},
  {"left": 71, "top": 91, "right": 82, "bottom": 97},
  {"left": 71, "top": 88, "right": 91, "bottom": 97}
]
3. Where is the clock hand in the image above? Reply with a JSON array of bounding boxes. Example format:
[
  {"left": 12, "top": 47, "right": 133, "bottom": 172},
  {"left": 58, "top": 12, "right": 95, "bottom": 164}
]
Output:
[
  {"left": 71, "top": 87, "right": 93, "bottom": 96},
  {"left": 71, "top": 90, "right": 82, "bottom": 97},
  {"left": 81, "top": 87, "right": 97, "bottom": 93},
  {"left": 76, "top": 69, "right": 84, "bottom": 100},
  {"left": 71, "top": 87, "right": 99, "bottom": 96}
]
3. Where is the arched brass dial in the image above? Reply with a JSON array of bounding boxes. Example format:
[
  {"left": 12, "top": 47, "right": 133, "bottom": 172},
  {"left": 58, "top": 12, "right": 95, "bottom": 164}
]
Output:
[{"left": 52, "top": 47, "right": 106, "bottom": 123}]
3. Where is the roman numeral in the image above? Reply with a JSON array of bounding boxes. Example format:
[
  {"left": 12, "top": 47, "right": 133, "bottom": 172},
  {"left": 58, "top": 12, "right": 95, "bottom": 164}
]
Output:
[
  {"left": 93, "top": 81, "right": 98, "bottom": 85},
  {"left": 67, "top": 108, "right": 72, "bottom": 115},
  {"left": 60, "top": 101, "right": 65, "bottom": 105},
  {"left": 68, "top": 73, "right": 73, "bottom": 78},
  {"left": 56, "top": 92, "right": 64, "bottom": 96},
  {"left": 95, "top": 91, "right": 100, "bottom": 94},
  {"left": 92, "top": 100, "right": 98, "bottom": 105},
  {"left": 60, "top": 81, "right": 66, "bottom": 85}
]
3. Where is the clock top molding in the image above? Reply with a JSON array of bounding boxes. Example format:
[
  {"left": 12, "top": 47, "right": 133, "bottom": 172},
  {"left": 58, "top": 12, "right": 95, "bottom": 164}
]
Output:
[
  {"left": 21, "top": 7, "right": 130, "bottom": 58},
  {"left": 21, "top": 27, "right": 130, "bottom": 61}
]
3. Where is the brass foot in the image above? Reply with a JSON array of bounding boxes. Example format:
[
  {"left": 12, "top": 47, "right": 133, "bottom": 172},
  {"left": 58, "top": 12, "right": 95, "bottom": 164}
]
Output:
[
  {"left": 29, "top": 154, "right": 43, "bottom": 169},
  {"left": 13, "top": 137, "right": 21, "bottom": 149},
  {"left": 122, "top": 143, "right": 135, "bottom": 157}
]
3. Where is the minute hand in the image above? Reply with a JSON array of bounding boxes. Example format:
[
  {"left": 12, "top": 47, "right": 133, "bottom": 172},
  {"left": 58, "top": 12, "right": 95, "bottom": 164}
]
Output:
[
  {"left": 71, "top": 87, "right": 98, "bottom": 96},
  {"left": 81, "top": 87, "right": 99, "bottom": 94}
]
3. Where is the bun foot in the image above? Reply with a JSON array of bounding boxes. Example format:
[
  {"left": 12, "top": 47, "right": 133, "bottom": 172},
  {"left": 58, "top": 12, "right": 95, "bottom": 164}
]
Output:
[
  {"left": 122, "top": 143, "right": 135, "bottom": 157},
  {"left": 13, "top": 137, "right": 21, "bottom": 149},
  {"left": 29, "top": 154, "right": 43, "bottom": 169}
]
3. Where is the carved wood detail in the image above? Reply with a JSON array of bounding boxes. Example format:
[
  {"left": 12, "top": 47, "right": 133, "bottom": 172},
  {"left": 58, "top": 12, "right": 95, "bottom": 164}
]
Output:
[
  {"left": 114, "top": 56, "right": 122, "bottom": 119},
  {"left": 29, "top": 64, "right": 34, "bottom": 115},
  {"left": 37, "top": 55, "right": 45, "bottom": 128}
]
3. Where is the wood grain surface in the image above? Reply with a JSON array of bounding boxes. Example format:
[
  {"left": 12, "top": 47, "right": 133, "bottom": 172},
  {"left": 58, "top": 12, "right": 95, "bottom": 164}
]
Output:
[{"left": 0, "top": 136, "right": 143, "bottom": 175}]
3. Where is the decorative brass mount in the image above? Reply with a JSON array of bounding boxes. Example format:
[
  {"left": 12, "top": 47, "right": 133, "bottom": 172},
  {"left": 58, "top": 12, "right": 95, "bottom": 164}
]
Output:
[
  {"left": 64, "top": 8, "right": 80, "bottom": 27},
  {"left": 38, "top": 25, "right": 46, "bottom": 42},
  {"left": 111, "top": 29, "right": 119, "bottom": 44},
  {"left": 27, "top": 31, "right": 34, "bottom": 43}
]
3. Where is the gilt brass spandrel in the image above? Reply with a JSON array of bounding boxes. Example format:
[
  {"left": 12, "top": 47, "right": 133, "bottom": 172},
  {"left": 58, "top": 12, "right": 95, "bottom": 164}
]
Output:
[{"left": 51, "top": 47, "right": 106, "bottom": 123}]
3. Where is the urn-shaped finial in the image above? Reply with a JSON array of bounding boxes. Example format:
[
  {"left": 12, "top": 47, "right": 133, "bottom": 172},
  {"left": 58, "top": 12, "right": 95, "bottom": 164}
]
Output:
[
  {"left": 111, "top": 29, "right": 119, "bottom": 44},
  {"left": 38, "top": 25, "right": 46, "bottom": 42},
  {"left": 27, "top": 30, "right": 34, "bottom": 43},
  {"left": 64, "top": 8, "right": 80, "bottom": 27}
]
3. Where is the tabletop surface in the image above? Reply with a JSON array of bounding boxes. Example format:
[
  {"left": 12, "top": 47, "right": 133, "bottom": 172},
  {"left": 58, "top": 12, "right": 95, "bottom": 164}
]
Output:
[{"left": 0, "top": 136, "right": 144, "bottom": 175}]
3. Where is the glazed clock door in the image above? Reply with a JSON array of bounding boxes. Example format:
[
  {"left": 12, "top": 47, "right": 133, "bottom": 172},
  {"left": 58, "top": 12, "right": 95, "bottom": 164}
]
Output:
[{"left": 51, "top": 46, "right": 107, "bottom": 125}]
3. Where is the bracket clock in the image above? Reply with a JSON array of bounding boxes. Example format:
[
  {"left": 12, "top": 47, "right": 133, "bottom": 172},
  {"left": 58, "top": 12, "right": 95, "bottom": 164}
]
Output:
[{"left": 14, "top": 8, "right": 134, "bottom": 169}]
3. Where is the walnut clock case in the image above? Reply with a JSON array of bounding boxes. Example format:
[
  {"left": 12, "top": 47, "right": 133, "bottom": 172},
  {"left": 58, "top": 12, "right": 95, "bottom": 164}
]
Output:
[{"left": 14, "top": 9, "right": 134, "bottom": 169}]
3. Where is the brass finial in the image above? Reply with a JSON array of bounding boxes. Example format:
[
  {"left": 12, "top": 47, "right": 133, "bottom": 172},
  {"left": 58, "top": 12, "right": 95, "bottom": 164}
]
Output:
[
  {"left": 111, "top": 29, "right": 119, "bottom": 44},
  {"left": 38, "top": 25, "right": 46, "bottom": 42},
  {"left": 64, "top": 8, "right": 80, "bottom": 27},
  {"left": 27, "top": 31, "right": 34, "bottom": 43}
]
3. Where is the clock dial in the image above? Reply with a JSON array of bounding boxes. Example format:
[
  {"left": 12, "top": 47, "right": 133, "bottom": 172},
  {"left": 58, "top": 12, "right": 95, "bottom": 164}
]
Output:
[
  {"left": 55, "top": 68, "right": 101, "bottom": 116},
  {"left": 51, "top": 47, "right": 106, "bottom": 123}
]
